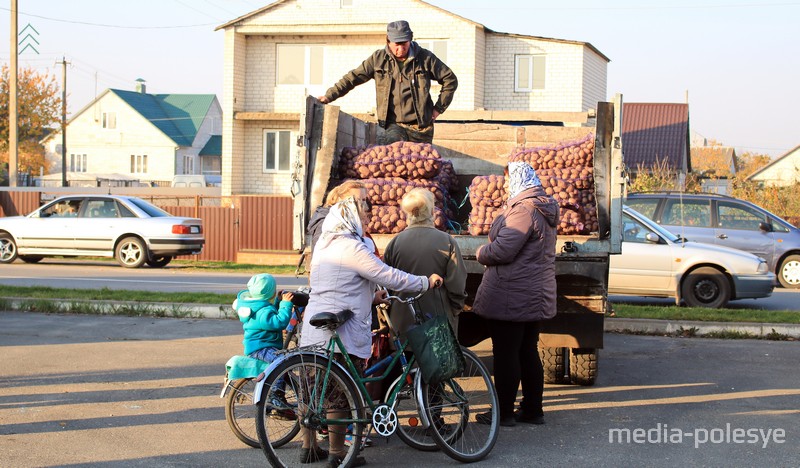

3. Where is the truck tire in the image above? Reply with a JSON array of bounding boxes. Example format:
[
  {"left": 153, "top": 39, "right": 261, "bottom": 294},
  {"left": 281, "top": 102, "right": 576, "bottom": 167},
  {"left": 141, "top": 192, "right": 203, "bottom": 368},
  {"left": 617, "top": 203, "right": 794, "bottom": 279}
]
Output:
[
  {"left": 569, "top": 348, "right": 598, "bottom": 386},
  {"left": 539, "top": 347, "right": 568, "bottom": 384}
]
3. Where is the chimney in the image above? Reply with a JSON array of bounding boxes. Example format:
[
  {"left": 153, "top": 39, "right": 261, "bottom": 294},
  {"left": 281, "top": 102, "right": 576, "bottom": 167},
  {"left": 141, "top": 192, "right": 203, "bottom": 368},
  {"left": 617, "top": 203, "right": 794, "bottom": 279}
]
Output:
[{"left": 135, "top": 78, "right": 147, "bottom": 94}]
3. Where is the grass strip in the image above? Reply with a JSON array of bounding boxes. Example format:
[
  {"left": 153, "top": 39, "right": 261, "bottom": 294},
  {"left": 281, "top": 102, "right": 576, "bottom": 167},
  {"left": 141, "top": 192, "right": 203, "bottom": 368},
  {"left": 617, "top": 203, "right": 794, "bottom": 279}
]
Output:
[{"left": 611, "top": 303, "right": 800, "bottom": 324}]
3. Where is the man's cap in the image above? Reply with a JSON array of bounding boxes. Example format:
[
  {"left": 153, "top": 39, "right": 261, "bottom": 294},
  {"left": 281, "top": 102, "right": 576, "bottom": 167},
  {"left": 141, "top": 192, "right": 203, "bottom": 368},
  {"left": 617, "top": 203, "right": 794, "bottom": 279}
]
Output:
[{"left": 387, "top": 20, "right": 413, "bottom": 43}]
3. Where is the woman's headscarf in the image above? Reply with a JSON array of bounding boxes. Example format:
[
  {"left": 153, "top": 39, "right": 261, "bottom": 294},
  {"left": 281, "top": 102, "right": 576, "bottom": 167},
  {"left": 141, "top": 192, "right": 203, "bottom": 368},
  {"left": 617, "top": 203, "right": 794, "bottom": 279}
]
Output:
[
  {"left": 507, "top": 161, "right": 542, "bottom": 199},
  {"left": 318, "top": 196, "right": 364, "bottom": 247}
]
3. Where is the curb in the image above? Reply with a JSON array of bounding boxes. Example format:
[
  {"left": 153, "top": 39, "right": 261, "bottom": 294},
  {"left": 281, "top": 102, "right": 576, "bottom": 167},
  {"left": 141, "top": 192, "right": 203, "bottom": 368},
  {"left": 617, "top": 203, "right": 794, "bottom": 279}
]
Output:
[
  {"left": 3, "top": 297, "right": 233, "bottom": 320},
  {"left": 4, "top": 298, "right": 799, "bottom": 339},
  {"left": 606, "top": 317, "right": 800, "bottom": 338}
]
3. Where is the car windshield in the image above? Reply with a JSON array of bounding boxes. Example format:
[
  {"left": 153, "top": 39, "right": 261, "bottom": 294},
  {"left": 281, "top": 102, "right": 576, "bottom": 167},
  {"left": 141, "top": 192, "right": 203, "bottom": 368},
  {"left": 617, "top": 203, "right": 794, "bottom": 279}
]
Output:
[
  {"left": 125, "top": 197, "right": 172, "bottom": 217},
  {"left": 623, "top": 205, "right": 682, "bottom": 243}
]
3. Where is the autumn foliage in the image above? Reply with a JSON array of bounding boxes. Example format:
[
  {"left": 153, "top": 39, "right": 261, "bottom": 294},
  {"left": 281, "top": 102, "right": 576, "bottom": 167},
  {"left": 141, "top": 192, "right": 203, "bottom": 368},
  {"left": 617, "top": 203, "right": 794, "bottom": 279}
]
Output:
[{"left": 0, "top": 65, "right": 61, "bottom": 177}]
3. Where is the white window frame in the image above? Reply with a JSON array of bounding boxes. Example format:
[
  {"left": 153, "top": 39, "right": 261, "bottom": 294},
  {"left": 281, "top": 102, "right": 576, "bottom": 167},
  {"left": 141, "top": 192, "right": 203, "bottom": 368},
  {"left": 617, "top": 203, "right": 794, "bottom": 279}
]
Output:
[
  {"left": 276, "top": 44, "right": 324, "bottom": 86},
  {"left": 263, "top": 130, "right": 292, "bottom": 173},
  {"left": 70, "top": 153, "right": 87, "bottom": 172},
  {"left": 102, "top": 112, "right": 116, "bottom": 129},
  {"left": 130, "top": 154, "right": 148, "bottom": 174},
  {"left": 183, "top": 155, "right": 195, "bottom": 175},
  {"left": 416, "top": 40, "right": 448, "bottom": 64},
  {"left": 514, "top": 54, "right": 546, "bottom": 92}
]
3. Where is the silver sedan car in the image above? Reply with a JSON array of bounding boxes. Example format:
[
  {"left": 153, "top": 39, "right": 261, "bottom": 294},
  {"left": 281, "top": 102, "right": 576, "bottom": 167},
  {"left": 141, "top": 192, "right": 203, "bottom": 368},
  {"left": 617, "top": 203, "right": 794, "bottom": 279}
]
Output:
[
  {"left": 0, "top": 195, "right": 204, "bottom": 268},
  {"left": 610, "top": 206, "right": 775, "bottom": 308}
]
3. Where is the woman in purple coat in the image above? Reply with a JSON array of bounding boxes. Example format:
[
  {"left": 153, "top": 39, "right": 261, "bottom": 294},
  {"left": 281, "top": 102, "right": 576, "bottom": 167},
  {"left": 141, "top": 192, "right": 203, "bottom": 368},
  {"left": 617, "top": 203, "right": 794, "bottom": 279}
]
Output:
[{"left": 473, "top": 161, "right": 559, "bottom": 427}]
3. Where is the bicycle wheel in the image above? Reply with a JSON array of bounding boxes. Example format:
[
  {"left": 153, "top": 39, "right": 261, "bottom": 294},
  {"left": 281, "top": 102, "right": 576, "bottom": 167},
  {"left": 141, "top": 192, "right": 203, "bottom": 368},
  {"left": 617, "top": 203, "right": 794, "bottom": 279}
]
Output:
[
  {"left": 422, "top": 347, "right": 499, "bottom": 463},
  {"left": 386, "top": 370, "right": 438, "bottom": 452},
  {"left": 225, "top": 378, "right": 260, "bottom": 448},
  {"left": 257, "top": 353, "right": 365, "bottom": 467}
]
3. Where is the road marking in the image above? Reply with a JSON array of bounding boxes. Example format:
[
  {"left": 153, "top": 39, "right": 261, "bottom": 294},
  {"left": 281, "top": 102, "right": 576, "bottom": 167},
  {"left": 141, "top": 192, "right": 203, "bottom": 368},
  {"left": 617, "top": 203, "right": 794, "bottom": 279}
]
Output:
[{"left": 0, "top": 275, "right": 236, "bottom": 287}]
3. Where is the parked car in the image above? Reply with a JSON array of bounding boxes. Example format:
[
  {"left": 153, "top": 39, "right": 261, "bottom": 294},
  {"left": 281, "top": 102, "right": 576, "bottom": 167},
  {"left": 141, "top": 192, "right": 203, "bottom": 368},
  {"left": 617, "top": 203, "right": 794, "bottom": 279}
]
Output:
[
  {"left": 609, "top": 206, "right": 775, "bottom": 308},
  {"left": 626, "top": 192, "right": 800, "bottom": 289},
  {"left": 0, "top": 195, "right": 204, "bottom": 268}
]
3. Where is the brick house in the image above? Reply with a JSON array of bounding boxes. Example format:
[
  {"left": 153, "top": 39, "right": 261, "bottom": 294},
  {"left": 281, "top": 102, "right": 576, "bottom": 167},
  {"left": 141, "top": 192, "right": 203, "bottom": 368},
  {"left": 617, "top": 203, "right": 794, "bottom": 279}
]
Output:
[
  {"left": 216, "top": 0, "right": 610, "bottom": 196},
  {"left": 42, "top": 81, "right": 222, "bottom": 187}
]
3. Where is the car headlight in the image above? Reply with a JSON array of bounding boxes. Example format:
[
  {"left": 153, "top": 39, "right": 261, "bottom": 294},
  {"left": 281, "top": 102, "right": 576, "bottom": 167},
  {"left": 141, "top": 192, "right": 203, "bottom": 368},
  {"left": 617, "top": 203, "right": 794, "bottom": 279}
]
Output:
[{"left": 757, "top": 261, "right": 768, "bottom": 274}]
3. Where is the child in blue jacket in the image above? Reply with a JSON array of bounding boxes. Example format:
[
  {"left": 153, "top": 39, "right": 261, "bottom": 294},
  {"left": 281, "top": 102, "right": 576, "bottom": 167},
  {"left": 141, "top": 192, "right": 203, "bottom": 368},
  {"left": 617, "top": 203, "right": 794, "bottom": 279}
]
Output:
[{"left": 234, "top": 273, "right": 294, "bottom": 363}]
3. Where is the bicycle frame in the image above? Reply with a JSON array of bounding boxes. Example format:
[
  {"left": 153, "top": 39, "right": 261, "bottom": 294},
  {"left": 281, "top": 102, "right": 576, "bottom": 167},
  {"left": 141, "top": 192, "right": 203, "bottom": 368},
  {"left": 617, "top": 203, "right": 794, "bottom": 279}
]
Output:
[{"left": 309, "top": 330, "right": 418, "bottom": 426}]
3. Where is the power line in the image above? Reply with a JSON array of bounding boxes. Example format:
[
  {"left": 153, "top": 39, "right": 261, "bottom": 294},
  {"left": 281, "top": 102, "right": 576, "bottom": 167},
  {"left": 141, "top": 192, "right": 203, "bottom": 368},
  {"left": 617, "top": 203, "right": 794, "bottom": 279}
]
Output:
[{"left": 0, "top": 6, "right": 217, "bottom": 29}]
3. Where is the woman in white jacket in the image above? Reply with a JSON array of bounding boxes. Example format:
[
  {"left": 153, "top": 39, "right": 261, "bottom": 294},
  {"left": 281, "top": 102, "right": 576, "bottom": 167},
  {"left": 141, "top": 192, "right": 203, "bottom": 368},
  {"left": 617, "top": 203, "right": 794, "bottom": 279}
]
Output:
[{"left": 298, "top": 195, "right": 442, "bottom": 467}]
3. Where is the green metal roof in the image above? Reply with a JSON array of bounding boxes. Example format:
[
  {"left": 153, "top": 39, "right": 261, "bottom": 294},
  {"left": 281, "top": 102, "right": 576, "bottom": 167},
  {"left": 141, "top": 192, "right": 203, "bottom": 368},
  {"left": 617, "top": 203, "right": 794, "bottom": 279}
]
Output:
[
  {"left": 110, "top": 89, "right": 216, "bottom": 147},
  {"left": 199, "top": 135, "right": 222, "bottom": 156}
]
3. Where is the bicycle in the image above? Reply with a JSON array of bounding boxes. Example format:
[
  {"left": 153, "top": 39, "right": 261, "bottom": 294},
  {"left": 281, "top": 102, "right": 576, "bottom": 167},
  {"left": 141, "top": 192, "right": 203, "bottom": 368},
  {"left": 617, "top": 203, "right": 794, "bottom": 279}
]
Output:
[
  {"left": 221, "top": 288, "right": 309, "bottom": 448},
  {"left": 254, "top": 290, "right": 500, "bottom": 466}
]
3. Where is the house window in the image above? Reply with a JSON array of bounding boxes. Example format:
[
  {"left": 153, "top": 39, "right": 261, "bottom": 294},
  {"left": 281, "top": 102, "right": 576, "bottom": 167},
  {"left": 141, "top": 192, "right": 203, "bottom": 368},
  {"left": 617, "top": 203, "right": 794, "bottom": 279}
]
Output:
[
  {"left": 102, "top": 112, "right": 116, "bottom": 129},
  {"left": 70, "top": 154, "right": 87, "bottom": 172},
  {"left": 183, "top": 156, "right": 195, "bottom": 175},
  {"left": 277, "top": 44, "right": 324, "bottom": 86},
  {"left": 263, "top": 130, "right": 292, "bottom": 172},
  {"left": 515, "top": 55, "right": 546, "bottom": 92},
  {"left": 130, "top": 154, "right": 148, "bottom": 174},
  {"left": 416, "top": 40, "right": 448, "bottom": 63},
  {"left": 201, "top": 156, "right": 221, "bottom": 175}
]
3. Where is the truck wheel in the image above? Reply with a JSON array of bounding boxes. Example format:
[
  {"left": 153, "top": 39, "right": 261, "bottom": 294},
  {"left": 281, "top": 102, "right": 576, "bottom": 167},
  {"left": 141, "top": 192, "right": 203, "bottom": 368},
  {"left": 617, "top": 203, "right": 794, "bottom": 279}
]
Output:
[
  {"left": 681, "top": 267, "right": 730, "bottom": 308},
  {"left": 539, "top": 347, "right": 567, "bottom": 384},
  {"left": 777, "top": 255, "right": 800, "bottom": 289},
  {"left": 569, "top": 348, "right": 598, "bottom": 386}
]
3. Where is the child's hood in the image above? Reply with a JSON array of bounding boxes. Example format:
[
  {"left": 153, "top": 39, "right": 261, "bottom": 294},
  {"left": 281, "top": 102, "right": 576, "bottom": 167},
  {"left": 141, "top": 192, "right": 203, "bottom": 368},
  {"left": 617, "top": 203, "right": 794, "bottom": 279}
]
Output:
[{"left": 234, "top": 290, "right": 275, "bottom": 323}]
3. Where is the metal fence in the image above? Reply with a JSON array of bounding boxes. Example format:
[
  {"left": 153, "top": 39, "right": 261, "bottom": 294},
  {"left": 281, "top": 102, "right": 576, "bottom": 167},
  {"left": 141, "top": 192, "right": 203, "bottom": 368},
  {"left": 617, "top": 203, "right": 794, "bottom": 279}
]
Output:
[{"left": 0, "top": 190, "right": 294, "bottom": 262}]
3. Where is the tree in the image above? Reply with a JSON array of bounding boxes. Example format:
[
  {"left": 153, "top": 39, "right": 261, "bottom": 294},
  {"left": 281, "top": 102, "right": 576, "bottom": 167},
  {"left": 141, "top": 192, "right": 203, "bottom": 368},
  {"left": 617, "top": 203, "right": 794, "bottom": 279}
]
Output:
[
  {"left": 734, "top": 151, "right": 771, "bottom": 178},
  {"left": 0, "top": 64, "right": 61, "bottom": 176}
]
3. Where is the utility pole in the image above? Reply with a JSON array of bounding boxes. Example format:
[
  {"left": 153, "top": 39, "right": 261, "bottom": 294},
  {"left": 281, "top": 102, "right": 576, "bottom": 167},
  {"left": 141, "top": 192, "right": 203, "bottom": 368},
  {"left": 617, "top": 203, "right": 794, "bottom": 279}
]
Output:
[
  {"left": 9, "top": 0, "right": 18, "bottom": 187},
  {"left": 58, "top": 56, "right": 69, "bottom": 187}
]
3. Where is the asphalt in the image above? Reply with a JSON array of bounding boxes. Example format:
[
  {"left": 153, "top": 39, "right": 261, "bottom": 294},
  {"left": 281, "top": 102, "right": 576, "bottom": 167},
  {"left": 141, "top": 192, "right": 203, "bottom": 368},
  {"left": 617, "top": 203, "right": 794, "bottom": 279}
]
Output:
[{"left": 4, "top": 297, "right": 799, "bottom": 339}]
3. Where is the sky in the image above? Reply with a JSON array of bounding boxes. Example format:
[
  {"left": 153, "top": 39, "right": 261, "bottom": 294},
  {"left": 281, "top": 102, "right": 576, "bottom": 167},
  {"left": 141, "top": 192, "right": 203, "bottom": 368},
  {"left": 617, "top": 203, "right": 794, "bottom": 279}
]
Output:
[{"left": 1, "top": 0, "right": 798, "bottom": 157}]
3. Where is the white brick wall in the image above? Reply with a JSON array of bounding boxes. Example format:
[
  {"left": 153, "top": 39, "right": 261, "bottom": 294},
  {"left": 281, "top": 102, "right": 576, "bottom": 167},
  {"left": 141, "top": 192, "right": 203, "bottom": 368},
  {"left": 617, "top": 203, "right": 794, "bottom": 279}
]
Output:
[{"left": 483, "top": 34, "right": 602, "bottom": 112}]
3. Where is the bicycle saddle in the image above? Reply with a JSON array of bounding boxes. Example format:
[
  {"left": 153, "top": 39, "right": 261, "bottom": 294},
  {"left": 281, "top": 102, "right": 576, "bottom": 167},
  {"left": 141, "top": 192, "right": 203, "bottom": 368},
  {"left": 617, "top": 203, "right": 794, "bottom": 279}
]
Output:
[{"left": 309, "top": 309, "right": 354, "bottom": 329}]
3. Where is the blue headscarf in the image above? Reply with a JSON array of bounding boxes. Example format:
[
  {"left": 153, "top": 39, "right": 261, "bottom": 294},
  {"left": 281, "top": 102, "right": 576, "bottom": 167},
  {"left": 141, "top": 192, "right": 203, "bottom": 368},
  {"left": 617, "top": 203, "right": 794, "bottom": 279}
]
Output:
[{"left": 507, "top": 161, "right": 542, "bottom": 199}]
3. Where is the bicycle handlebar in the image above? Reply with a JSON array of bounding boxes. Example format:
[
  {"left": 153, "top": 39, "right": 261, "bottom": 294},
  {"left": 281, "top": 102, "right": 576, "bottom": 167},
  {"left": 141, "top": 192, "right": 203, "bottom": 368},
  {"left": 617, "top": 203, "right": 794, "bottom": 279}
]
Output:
[{"left": 384, "top": 290, "right": 427, "bottom": 304}]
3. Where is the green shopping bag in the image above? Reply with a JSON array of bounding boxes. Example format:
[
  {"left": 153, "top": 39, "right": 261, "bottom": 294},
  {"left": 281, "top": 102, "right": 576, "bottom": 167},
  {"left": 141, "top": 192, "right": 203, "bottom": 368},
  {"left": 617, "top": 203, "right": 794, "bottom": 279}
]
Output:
[{"left": 406, "top": 314, "right": 465, "bottom": 384}]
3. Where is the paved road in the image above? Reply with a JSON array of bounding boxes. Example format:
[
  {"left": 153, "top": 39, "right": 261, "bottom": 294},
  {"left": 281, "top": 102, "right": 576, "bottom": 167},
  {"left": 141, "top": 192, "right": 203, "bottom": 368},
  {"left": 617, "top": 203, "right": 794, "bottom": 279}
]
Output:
[
  {"left": 0, "top": 312, "right": 797, "bottom": 467},
  {"left": 1, "top": 260, "right": 798, "bottom": 311}
]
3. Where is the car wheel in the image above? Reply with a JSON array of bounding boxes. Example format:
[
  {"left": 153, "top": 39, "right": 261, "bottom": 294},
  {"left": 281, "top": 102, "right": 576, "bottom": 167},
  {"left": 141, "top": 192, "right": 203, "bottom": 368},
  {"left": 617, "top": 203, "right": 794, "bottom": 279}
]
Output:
[
  {"left": 19, "top": 255, "right": 44, "bottom": 264},
  {"left": 115, "top": 237, "right": 147, "bottom": 268},
  {"left": 0, "top": 233, "right": 19, "bottom": 264},
  {"left": 777, "top": 255, "right": 800, "bottom": 289},
  {"left": 681, "top": 266, "right": 730, "bottom": 308},
  {"left": 146, "top": 256, "right": 173, "bottom": 268}
]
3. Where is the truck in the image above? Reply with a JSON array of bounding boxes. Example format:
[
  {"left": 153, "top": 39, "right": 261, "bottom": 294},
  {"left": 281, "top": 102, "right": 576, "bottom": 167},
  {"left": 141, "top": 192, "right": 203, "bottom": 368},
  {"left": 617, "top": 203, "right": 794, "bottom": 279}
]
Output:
[{"left": 291, "top": 95, "right": 625, "bottom": 386}]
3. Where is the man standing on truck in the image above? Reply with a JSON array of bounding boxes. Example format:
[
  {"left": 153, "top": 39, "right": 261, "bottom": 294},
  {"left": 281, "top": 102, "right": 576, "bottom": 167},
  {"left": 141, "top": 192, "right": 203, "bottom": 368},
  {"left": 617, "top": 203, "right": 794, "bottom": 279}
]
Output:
[{"left": 318, "top": 20, "right": 457, "bottom": 145}]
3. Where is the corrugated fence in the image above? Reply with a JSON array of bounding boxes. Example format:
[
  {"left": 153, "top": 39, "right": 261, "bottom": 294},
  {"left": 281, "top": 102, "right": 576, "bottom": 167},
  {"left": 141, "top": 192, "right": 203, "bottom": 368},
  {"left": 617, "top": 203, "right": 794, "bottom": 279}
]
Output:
[{"left": 0, "top": 191, "right": 294, "bottom": 263}]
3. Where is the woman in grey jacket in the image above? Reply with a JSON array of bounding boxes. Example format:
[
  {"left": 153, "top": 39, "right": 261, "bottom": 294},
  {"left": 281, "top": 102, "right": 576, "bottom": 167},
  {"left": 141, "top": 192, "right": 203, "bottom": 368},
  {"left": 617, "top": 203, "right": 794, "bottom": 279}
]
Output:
[{"left": 472, "top": 161, "right": 559, "bottom": 427}]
